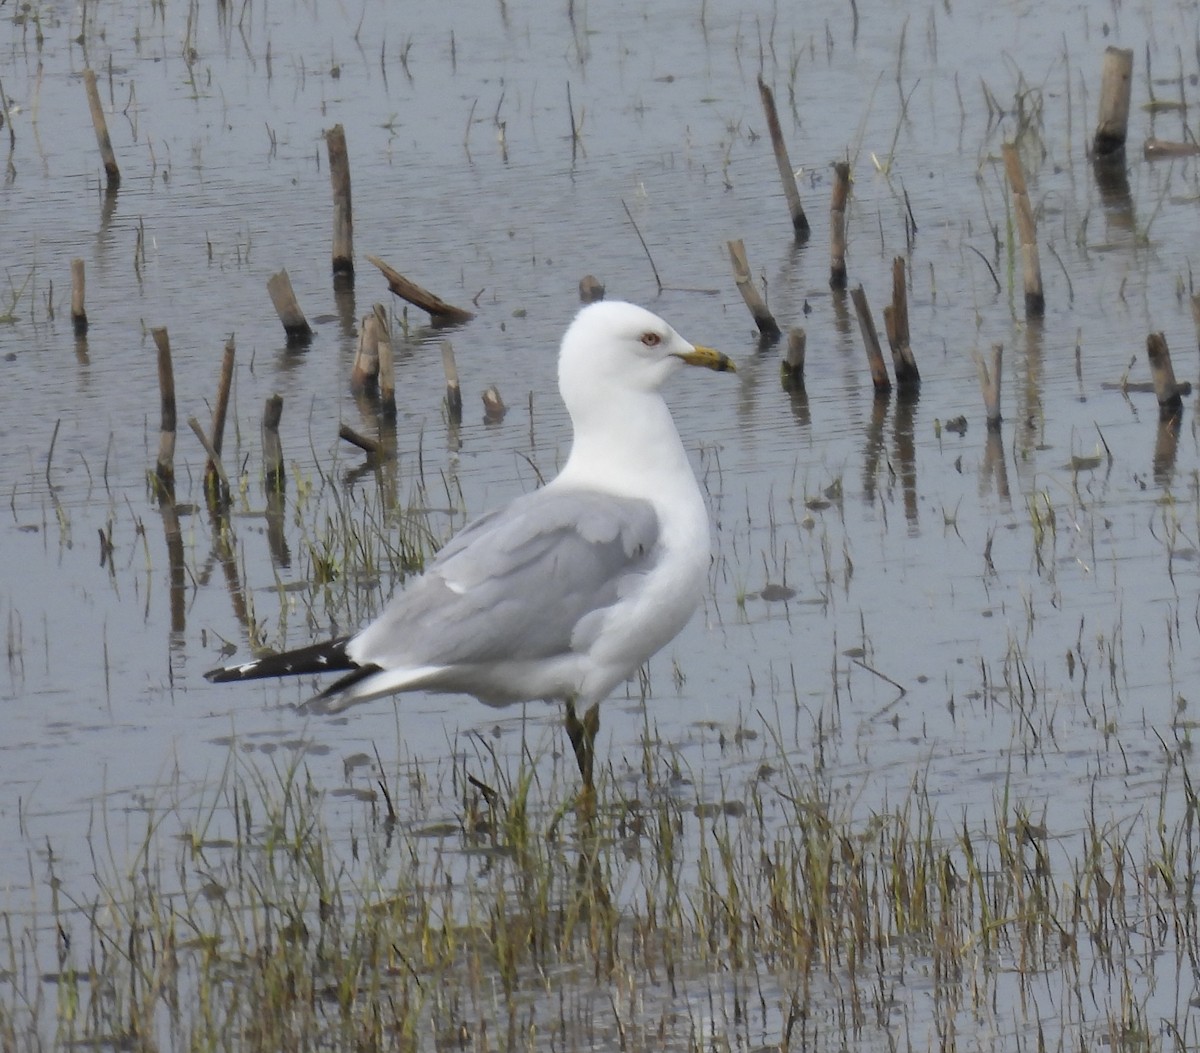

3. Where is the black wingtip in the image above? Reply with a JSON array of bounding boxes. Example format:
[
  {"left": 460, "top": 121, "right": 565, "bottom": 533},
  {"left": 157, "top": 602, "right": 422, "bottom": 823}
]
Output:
[
  {"left": 204, "top": 637, "right": 356, "bottom": 684},
  {"left": 298, "top": 663, "right": 385, "bottom": 715}
]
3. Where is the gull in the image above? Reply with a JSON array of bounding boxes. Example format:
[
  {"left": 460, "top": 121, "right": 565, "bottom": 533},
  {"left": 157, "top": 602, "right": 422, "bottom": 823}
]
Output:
[{"left": 206, "top": 301, "right": 735, "bottom": 791}]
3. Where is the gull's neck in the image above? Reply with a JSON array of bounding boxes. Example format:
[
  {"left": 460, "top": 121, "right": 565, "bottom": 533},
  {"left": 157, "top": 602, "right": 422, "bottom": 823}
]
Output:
[{"left": 557, "top": 388, "right": 695, "bottom": 502}]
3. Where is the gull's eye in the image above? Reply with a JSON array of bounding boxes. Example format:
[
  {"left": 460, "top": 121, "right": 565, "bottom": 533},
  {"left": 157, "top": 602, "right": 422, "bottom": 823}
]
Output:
[{"left": 641, "top": 331, "right": 662, "bottom": 347}]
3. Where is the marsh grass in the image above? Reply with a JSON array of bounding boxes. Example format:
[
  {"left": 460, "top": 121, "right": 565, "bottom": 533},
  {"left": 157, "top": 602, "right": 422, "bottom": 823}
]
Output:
[{"left": 4, "top": 707, "right": 1200, "bottom": 1052}]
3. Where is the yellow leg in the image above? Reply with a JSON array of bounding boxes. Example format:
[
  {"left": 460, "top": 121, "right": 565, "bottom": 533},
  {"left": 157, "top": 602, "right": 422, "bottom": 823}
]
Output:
[{"left": 564, "top": 699, "right": 601, "bottom": 798}]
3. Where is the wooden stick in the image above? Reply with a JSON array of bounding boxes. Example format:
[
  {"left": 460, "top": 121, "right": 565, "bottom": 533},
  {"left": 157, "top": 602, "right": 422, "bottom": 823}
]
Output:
[
  {"left": 266, "top": 269, "right": 314, "bottom": 344},
  {"left": 1093, "top": 47, "right": 1134, "bottom": 158},
  {"left": 1146, "top": 332, "right": 1183, "bottom": 420},
  {"left": 883, "top": 257, "right": 919, "bottom": 388},
  {"left": 374, "top": 303, "right": 396, "bottom": 420},
  {"left": 262, "top": 394, "right": 286, "bottom": 491},
  {"left": 350, "top": 313, "right": 379, "bottom": 394},
  {"left": 205, "top": 337, "right": 236, "bottom": 501},
  {"left": 849, "top": 285, "right": 891, "bottom": 395},
  {"left": 973, "top": 343, "right": 1003, "bottom": 430},
  {"left": 151, "top": 327, "right": 176, "bottom": 490},
  {"left": 780, "top": 327, "right": 806, "bottom": 392},
  {"left": 727, "top": 239, "right": 781, "bottom": 339},
  {"left": 829, "top": 161, "right": 851, "bottom": 290},
  {"left": 441, "top": 340, "right": 463, "bottom": 424},
  {"left": 83, "top": 69, "right": 120, "bottom": 189},
  {"left": 366, "top": 254, "right": 475, "bottom": 325},
  {"left": 1001, "top": 143, "right": 1045, "bottom": 318},
  {"left": 757, "top": 75, "right": 809, "bottom": 238},
  {"left": 70, "top": 258, "right": 88, "bottom": 336},
  {"left": 326, "top": 124, "right": 354, "bottom": 280},
  {"left": 578, "top": 274, "right": 606, "bottom": 303}
]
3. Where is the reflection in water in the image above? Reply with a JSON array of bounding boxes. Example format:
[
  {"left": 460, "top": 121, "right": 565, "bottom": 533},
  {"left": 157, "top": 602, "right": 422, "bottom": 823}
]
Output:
[
  {"left": 830, "top": 285, "right": 854, "bottom": 345},
  {"left": 1013, "top": 319, "right": 1045, "bottom": 486},
  {"left": 333, "top": 279, "right": 357, "bottom": 343},
  {"left": 265, "top": 488, "right": 290, "bottom": 569},
  {"left": 980, "top": 429, "right": 1011, "bottom": 504},
  {"left": 862, "top": 395, "right": 889, "bottom": 505},
  {"left": 1153, "top": 415, "right": 1180, "bottom": 487},
  {"left": 786, "top": 388, "right": 811, "bottom": 429},
  {"left": 199, "top": 509, "right": 256, "bottom": 649},
  {"left": 1092, "top": 155, "right": 1136, "bottom": 240},
  {"left": 97, "top": 187, "right": 118, "bottom": 247},
  {"left": 159, "top": 498, "right": 186, "bottom": 638},
  {"left": 892, "top": 391, "right": 918, "bottom": 525}
]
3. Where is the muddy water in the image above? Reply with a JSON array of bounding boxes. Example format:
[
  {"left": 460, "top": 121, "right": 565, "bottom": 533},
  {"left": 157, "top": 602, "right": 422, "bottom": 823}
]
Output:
[{"left": 4, "top": 0, "right": 1200, "bottom": 1047}]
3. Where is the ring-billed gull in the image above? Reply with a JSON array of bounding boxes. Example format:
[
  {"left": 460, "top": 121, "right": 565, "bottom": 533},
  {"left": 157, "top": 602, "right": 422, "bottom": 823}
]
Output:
[{"left": 206, "top": 301, "right": 735, "bottom": 790}]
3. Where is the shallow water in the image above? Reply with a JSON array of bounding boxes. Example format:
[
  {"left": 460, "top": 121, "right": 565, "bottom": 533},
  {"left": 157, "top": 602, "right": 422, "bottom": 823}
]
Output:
[{"left": 4, "top": 0, "right": 1200, "bottom": 1047}]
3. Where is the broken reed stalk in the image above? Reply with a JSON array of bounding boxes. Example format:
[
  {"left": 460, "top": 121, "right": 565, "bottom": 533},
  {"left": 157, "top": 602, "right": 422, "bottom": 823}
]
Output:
[
  {"left": 1001, "top": 143, "right": 1045, "bottom": 318},
  {"left": 882, "top": 256, "right": 920, "bottom": 389},
  {"left": 973, "top": 343, "right": 1004, "bottom": 430},
  {"left": 267, "top": 269, "right": 314, "bottom": 344},
  {"left": 1146, "top": 332, "right": 1183, "bottom": 420},
  {"left": 366, "top": 255, "right": 475, "bottom": 326},
  {"left": 620, "top": 199, "right": 665, "bottom": 295},
  {"left": 350, "top": 313, "right": 380, "bottom": 394},
  {"left": 849, "top": 285, "right": 891, "bottom": 395},
  {"left": 829, "top": 161, "right": 851, "bottom": 289},
  {"left": 205, "top": 337, "right": 236, "bottom": 502},
  {"left": 1093, "top": 47, "right": 1134, "bottom": 157},
  {"left": 151, "top": 327, "right": 176, "bottom": 491},
  {"left": 374, "top": 303, "right": 396, "bottom": 420},
  {"left": 578, "top": 274, "right": 606, "bottom": 303},
  {"left": 756, "top": 75, "right": 810, "bottom": 238},
  {"left": 441, "top": 340, "right": 463, "bottom": 424},
  {"left": 1143, "top": 138, "right": 1200, "bottom": 160},
  {"left": 338, "top": 423, "right": 382, "bottom": 458},
  {"left": 326, "top": 124, "right": 354, "bottom": 281},
  {"left": 70, "top": 258, "right": 88, "bottom": 336},
  {"left": 262, "top": 394, "right": 285, "bottom": 491},
  {"left": 727, "top": 239, "right": 781, "bottom": 339},
  {"left": 781, "top": 327, "right": 806, "bottom": 392},
  {"left": 482, "top": 385, "right": 507, "bottom": 424},
  {"left": 188, "top": 417, "right": 230, "bottom": 496},
  {"left": 83, "top": 69, "right": 120, "bottom": 190}
]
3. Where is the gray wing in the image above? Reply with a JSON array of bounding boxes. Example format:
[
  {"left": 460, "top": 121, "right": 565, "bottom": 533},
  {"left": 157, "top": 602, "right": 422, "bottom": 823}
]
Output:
[{"left": 349, "top": 487, "right": 661, "bottom": 668}]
